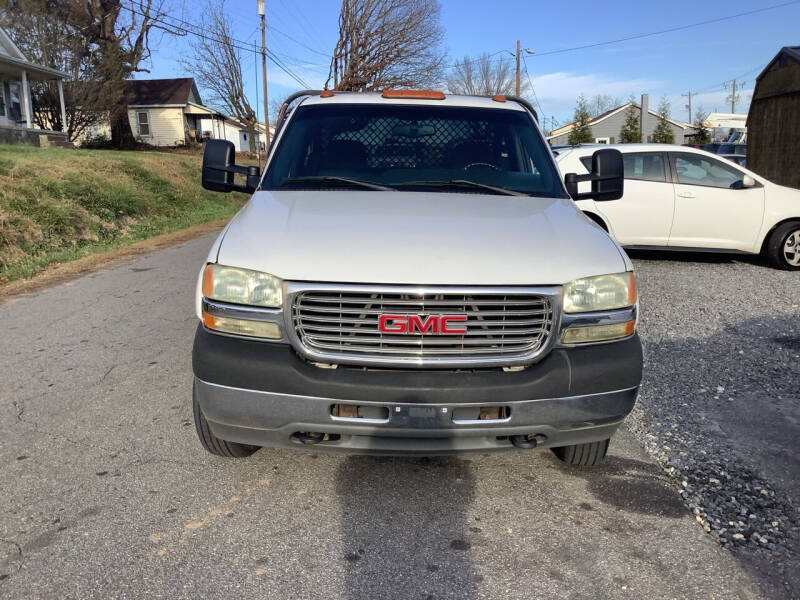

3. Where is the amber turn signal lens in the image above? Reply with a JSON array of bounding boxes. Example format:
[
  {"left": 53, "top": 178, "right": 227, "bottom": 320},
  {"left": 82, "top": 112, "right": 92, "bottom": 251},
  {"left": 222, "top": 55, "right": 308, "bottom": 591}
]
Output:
[
  {"left": 203, "top": 313, "right": 281, "bottom": 339},
  {"left": 561, "top": 320, "right": 636, "bottom": 344}
]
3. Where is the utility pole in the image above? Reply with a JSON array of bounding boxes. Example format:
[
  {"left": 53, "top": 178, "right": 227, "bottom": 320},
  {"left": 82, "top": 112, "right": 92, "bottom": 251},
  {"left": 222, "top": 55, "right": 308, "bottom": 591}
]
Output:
[
  {"left": 258, "top": 0, "right": 271, "bottom": 150},
  {"left": 682, "top": 91, "right": 693, "bottom": 122},
  {"left": 724, "top": 79, "right": 743, "bottom": 113},
  {"left": 514, "top": 41, "right": 534, "bottom": 97}
]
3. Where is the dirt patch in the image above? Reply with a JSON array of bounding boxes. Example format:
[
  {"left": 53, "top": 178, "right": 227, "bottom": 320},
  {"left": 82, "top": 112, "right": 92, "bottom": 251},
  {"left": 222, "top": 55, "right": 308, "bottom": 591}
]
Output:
[{"left": 0, "top": 219, "right": 226, "bottom": 306}]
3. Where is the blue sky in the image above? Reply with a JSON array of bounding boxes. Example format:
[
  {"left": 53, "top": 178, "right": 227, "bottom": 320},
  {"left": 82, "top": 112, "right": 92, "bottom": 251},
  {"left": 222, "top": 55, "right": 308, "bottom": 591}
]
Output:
[{"left": 144, "top": 0, "right": 800, "bottom": 126}]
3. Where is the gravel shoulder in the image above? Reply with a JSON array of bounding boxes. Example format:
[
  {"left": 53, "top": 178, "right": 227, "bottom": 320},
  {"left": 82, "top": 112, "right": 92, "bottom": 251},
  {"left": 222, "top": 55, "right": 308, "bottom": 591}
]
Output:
[
  {"left": 628, "top": 250, "right": 800, "bottom": 597},
  {"left": 0, "top": 236, "right": 796, "bottom": 599}
]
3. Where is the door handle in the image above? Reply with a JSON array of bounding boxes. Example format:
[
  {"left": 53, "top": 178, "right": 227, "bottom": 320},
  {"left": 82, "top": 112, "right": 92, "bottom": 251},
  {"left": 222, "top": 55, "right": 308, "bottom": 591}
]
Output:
[{"left": 677, "top": 191, "right": 696, "bottom": 199}]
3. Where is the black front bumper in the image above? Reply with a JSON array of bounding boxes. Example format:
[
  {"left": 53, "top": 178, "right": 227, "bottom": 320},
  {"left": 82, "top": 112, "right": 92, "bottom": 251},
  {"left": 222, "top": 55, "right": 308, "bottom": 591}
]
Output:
[{"left": 192, "top": 326, "right": 643, "bottom": 455}]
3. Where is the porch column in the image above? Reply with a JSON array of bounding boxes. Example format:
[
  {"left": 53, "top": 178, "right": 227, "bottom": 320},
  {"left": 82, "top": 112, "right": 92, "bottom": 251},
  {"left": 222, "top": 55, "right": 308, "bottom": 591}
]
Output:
[
  {"left": 57, "top": 79, "right": 67, "bottom": 133},
  {"left": 20, "top": 69, "right": 32, "bottom": 128}
]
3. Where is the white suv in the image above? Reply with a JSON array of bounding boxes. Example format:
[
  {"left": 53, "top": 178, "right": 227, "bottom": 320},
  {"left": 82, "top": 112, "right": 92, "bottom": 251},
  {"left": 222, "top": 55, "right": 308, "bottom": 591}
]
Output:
[
  {"left": 192, "top": 90, "right": 642, "bottom": 466},
  {"left": 555, "top": 143, "right": 800, "bottom": 269}
]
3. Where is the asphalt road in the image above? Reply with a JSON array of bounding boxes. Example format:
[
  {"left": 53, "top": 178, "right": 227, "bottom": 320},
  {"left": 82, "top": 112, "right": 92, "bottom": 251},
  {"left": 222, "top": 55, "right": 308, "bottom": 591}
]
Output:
[{"left": 0, "top": 235, "right": 779, "bottom": 599}]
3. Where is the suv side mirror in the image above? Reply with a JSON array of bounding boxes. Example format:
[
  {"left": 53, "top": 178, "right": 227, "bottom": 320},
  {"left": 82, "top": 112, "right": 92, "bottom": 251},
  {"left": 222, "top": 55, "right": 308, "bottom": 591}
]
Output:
[
  {"left": 202, "top": 139, "right": 261, "bottom": 194},
  {"left": 564, "top": 148, "right": 624, "bottom": 202}
]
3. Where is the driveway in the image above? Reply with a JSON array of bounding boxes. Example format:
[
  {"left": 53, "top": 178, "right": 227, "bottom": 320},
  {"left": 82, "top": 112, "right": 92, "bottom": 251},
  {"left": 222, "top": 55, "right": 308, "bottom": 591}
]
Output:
[{"left": 0, "top": 235, "right": 789, "bottom": 599}]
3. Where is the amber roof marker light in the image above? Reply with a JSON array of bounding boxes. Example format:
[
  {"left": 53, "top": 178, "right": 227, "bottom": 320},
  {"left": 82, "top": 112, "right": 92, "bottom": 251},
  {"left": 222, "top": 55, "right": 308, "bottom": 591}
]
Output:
[
  {"left": 381, "top": 89, "right": 446, "bottom": 100},
  {"left": 319, "top": 90, "right": 334, "bottom": 98}
]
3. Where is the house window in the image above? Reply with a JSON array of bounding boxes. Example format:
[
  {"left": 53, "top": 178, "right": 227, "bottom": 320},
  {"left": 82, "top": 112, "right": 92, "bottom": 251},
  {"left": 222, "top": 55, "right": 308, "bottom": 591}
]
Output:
[
  {"left": 8, "top": 82, "right": 21, "bottom": 121},
  {"left": 136, "top": 111, "right": 151, "bottom": 137},
  {"left": 595, "top": 137, "right": 610, "bottom": 144},
  {"left": 0, "top": 80, "right": 5, "bottom": 116}
]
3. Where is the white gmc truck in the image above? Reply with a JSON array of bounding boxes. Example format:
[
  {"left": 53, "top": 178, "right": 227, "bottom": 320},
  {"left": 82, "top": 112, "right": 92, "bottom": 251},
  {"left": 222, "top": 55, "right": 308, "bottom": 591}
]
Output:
[{"left": 192, "top": 90, "right": 642, "bottom": 466}]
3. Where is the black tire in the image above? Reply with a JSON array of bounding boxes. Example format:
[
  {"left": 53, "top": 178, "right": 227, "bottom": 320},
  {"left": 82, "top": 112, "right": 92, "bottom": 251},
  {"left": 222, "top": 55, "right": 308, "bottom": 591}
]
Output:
[
  {"left": 552, "top": 439, "right": 610, "bottom": 466},
  {"left": 193, "top": 385, "right": 259, "bottom": 458},
  {"left": 765, "top": 220, "right": 800, "bottom": 270}
]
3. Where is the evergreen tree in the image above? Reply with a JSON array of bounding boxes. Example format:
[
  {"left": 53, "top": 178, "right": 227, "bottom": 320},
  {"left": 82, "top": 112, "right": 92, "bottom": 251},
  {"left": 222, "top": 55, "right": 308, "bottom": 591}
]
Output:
[
  {"left": 651, "top": 96, "right": 674, "bottom": 144},
  {"left": 693, "top": 107, "right": 711, "bottom": 146},
  {"left": 567, "top": 95, "right": 593, "bottom": 145},
  {"left": 618, "top": 98, "right": 641, "bottom": 143}
]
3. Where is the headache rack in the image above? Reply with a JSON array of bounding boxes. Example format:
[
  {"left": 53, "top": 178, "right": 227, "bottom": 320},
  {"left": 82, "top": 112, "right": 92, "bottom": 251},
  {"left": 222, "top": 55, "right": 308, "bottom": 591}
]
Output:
[{"left": 270, "top": 90, "right": 539, "bottom": 153}]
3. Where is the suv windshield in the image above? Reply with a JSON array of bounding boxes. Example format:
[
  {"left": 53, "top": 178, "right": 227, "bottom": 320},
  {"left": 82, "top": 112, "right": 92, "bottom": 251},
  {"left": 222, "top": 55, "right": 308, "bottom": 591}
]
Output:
[{"left": 261, "top": 103, "right": 567, "bottom": 198}]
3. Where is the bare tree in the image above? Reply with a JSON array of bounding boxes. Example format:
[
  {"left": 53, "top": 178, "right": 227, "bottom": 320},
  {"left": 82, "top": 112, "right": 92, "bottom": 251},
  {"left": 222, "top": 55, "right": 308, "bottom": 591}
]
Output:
[
  {"left": 587, "top": 94, "right": 622, "bottom": 118},
  {"left": 84, "top": 0, "right": 184, "bottom": 146},
  {"left": 2, "top": 0, "right": 182, "bottom": 146},
  {"left": 446, "top": 53, "right": 526, "bottom": 97},
  {"left": 326, "top": 0, "right": 445, "bottom": 91},
  {"left": 181, "top": 2, "right": 257, "bottom": 152}
]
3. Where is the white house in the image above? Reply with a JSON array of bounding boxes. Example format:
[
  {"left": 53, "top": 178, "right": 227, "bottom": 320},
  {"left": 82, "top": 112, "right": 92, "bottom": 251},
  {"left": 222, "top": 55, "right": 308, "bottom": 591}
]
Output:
[
  {"left": 198, "top": 116, "right": 273, "bottom": 152},
  {"left": 0, "top": 26, "right": 70, "bottom": 146}
]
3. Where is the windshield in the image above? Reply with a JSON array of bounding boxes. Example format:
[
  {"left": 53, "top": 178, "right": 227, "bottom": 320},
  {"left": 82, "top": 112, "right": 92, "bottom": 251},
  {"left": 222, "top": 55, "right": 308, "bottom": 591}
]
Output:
[{"left": 261, "top": 103, "right": 567, "bottom": 198}]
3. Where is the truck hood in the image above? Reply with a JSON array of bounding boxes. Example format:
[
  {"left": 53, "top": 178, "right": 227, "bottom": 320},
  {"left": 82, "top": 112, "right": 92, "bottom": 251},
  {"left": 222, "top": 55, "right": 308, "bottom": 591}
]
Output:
[{"left": 214, "top": 190, "right": 628, "bottom": 285}]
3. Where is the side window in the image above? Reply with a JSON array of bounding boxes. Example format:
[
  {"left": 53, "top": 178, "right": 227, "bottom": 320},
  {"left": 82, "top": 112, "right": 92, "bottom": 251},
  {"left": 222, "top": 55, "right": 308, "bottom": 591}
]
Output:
[
  {"left": 136, "top": 111, "right": 151, "bottom": 137},
  {"left": 580, "top": 152, "right": 666, "bottom": 183},
  {"left": 673, "top": 153, "right": 744, "bottom": 189},
  {"left": 622, "top": 153, "right": 666, "bottom": 182}
]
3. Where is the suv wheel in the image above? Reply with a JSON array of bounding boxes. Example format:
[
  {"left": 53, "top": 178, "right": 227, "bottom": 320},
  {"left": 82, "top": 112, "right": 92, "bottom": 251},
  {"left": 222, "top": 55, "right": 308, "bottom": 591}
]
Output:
[
  {"left": 552, "top": 439, "right": 610, "bottom": 466},
  {"left": 193, "top": 384, "right": 259, "bottom": 458},
  {"left": 766, "top": 221, "right": 800, "bottom": 270}
]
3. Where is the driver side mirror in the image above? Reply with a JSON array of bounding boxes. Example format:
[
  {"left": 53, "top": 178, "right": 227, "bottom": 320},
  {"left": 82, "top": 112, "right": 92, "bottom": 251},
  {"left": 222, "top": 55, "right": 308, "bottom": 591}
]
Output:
[
  {"left": 202, "top": 139, "right": 261, "bottom": 194},
  {"left": 741, "top": 174, "right": 756, "bottom": 188},
  {"left": 564, "top": 148, "right": 624, "bottom": 202}
]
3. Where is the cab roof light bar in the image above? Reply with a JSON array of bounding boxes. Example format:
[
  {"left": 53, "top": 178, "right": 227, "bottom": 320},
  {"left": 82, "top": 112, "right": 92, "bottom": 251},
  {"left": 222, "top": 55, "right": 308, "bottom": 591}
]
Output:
[{"left": 381, "top": 89, "right": 446, "bottom": 100}]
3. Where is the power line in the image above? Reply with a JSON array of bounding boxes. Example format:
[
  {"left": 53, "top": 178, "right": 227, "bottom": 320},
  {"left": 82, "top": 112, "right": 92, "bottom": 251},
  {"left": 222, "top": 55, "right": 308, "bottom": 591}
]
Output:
[
  {"left": 119, "top": 3, "right": 310, "bottom": 89},
  {"left": 521, "top": 53, "right": 544, "bottom": 119},
  {"left": 530, "top": 0, "right": 800, "bottom": 58},
  {"left": 267, "top": 24, "right": 330, "bottom": 57}
]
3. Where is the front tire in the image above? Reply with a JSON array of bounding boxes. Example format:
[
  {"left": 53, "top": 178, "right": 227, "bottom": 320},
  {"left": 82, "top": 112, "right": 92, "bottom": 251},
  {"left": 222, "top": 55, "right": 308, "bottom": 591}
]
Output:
[
  {"left": 193, "top": 384, "right": 259, "bottom": 458},
  {"left": 766, "top": 221, "right": 800, "bottom": 270},
  {"left": 552, "top": 439, "right": 610, "bottom": 466}
]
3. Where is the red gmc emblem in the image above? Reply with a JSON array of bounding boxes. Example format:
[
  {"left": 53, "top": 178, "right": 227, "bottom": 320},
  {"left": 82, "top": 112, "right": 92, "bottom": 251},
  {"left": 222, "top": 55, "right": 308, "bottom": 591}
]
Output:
[{"left": 378, "top": 314, "right": 468, "bottom": 335}]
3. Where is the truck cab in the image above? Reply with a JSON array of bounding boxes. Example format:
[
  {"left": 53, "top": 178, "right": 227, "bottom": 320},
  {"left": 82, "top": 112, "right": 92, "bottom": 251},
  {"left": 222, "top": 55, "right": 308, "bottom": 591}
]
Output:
[{"left": 192, "top": 90, "right": 642, "bottom": 466}]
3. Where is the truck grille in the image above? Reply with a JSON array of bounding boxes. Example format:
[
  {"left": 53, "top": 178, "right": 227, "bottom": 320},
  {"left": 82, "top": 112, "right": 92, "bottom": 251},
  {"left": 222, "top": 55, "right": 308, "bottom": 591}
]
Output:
[{"left": 291, "top": 288, "right": 555, "bottom": 367}]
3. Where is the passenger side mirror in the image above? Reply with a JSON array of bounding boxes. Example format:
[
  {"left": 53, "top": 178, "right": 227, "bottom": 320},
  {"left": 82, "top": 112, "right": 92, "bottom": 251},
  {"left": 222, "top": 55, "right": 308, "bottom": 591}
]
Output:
[
  {"left": 741, "top": 174, "right": 756, "bottom": 188},
  {"left": 202, "top": 139, "right": 261, "bottom": 194},
  {"left": 564, "top": 148, "right": 624, "bottom": 202}
]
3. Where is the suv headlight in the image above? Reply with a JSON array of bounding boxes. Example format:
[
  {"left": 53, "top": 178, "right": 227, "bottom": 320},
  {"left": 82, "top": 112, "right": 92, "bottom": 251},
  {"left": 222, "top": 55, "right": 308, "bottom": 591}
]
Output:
[
  {"left": 561, "top": 272, "right": 637, "bottom": 344},
  {"left": 563, "top": 272, "right": 636, "bottom": 313},
  {"left": 202, "top": 264, "right": 283, "bottom": 307}
]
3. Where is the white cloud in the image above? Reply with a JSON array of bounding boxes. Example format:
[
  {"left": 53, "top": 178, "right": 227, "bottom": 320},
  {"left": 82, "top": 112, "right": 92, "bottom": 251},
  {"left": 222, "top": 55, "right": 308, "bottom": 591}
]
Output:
[{"left": 530, "top": 71, "right": 662, "bottom": 121}]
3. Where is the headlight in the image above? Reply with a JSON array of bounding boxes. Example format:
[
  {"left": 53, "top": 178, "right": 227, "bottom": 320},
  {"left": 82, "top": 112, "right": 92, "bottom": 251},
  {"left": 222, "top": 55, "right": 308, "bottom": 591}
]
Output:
[
  {"left": 563, "top": 272, "right": 636, "bottom": 313},
  {"left": 202, "top": 264, "right": 283, "bottom": 307}
]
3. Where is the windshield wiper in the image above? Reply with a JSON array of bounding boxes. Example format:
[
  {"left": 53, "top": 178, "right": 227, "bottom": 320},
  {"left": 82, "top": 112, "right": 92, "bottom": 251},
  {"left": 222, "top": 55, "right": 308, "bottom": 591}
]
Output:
[
  {"left": 279, "top": 176, "right": 395, "bottom": 191},
  {"left": 398, "top": 180, "right": 527, "bottom": 196}
]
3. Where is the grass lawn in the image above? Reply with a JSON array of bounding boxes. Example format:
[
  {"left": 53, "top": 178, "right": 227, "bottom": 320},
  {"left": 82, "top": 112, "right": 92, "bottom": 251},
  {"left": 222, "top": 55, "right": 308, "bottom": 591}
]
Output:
[{"left": 0, "top": 145, "right": 250, "bottom": 283}]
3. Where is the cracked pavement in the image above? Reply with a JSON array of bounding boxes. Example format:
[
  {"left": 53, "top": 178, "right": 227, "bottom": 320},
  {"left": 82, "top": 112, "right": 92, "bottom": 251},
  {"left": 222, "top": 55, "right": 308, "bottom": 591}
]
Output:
[{"left": 0, "top": 235, "right": 786, "bottom": 599}]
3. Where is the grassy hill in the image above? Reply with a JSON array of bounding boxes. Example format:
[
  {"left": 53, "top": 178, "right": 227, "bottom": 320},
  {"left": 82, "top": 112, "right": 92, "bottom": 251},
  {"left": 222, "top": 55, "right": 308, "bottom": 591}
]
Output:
[{"left": 0, "top": 145, "right": 249, "bottom": 283}]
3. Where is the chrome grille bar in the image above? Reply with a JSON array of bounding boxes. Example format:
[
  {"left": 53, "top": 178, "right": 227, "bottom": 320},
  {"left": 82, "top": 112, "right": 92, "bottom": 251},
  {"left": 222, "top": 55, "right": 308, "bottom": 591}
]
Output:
[{"left": 286, "top": 283, "right": 560, "bottom": 368}]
